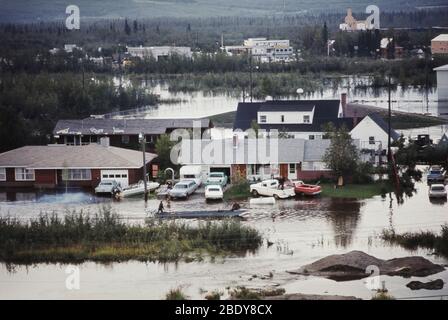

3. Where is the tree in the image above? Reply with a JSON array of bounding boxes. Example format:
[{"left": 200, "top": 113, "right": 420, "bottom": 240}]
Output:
[
  {"left": 322, "top": 123, "right": 359, "bottom": 184},
  {"left": 124, "top": 19, "right": 131, "bottom": 35},
  {"left": 249, "top": 119, "right": 260, "bottom": 139},
  {"left": 155, "top": 134, "right": 176, "bottom": 170}
]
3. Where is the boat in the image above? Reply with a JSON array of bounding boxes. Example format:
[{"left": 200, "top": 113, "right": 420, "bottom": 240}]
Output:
[
  {"left": 154, "top": 209, "right": 245, "bottom": 219},
  {"left": 249, "top": 197, "right": 276, "bottom": 205},
  {"left": 294, "top": 181, "right": 322, "bottom": 196},
  {"left": 119, "top": 181, "right": 160, "bottom": 198}
]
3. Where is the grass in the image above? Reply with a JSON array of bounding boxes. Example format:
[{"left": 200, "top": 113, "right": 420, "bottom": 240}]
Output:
[
  {"left": 224, "top": 182, "right": 252, "bottom": 200},
  {"left": 166, "top": 288, "right": 188, "bottom": 300},
  {"left": 381, "top": 225, "right": 448, "bottom": 258},
  {"left": 229, "top": 287, "right": 286, "bottom": 300},
  {"left": 320, "top": 182, "right": 393, "bottom": 199},
  {"left": 0, "top": 207, "right": 263, "bottom": 265}
]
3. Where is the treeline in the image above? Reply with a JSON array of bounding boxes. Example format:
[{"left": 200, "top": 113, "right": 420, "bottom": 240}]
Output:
[{"left": 0, "top": 73, "right": 158, "bottom": 152}]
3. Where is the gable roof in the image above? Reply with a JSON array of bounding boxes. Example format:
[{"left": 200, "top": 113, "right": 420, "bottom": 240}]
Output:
[
  {"left": 53, "top": 118, "right": 212, "bottom": 136},
  {"left": 0, "top": 145, "right": 157, "bottom": 169},
  {"left": 233, "top": 100, "right": 349, "bottom": 132},
  {"left": 367, "top": 113, "right": 400, "bottom": 140},
  {"left": 439, "top": 133, "right": 448, "bottom": 146}
]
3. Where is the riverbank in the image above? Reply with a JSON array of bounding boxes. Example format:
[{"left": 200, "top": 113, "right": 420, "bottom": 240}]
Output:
[{"left": 0, "top": 208, "right": 262, "bottom": 265}]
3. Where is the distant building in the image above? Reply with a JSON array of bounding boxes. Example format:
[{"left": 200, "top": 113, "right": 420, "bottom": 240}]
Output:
[
  {"left": 431, "top": 34, "right": 448, "bottom": 55},
  {"left": 434, "top": 64, "right": 448, "bottom": 118},
  {"left": 339, "top": 8, "right": 367, "bottom": 31},
  {"left": 126, "top": 46, "right": 192, "bottom": 61},
  {"left": 64, "top": 44, "right": 81, "bottom": 53},
  {"left": 223, "top": 37, "right": 294, "bottom": 63},
  {"left": 0, "top": 143, "right": 157, "bottom": 189},
  {"left": 380, "top": 38, "right": 403, "bottom": 59},
  {"left": 53, "top": 118, "right": 213, "bottom": 152}
]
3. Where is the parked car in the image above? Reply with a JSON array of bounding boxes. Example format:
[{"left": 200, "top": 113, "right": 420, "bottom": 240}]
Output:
[
  {"left": 205, "top": 185, "right": 224, "bottom": 201},
  {"left": 250, "top": 179, "right": 295, "bottom": 199},
  {"left": 428, "top": 184, "right": 447, "bottom": 199},
  {"left": 427, "top": 166, "right": 446, "bottom": 184},
  {"left": 168, "top": 180, "right": 198, "bottom": 199},
  {"left": 95, "top": 180, "right": 122, "bottom": 195},
  {"left": 206, "top": 172, "right": 228, "bottom": 187}
]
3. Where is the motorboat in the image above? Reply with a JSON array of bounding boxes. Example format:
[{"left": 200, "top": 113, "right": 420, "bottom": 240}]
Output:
[
  {"left": 294, "top": 181, "right": 322, "bottom": 196},
  {"left": 249, "top": 197, "right": 276, "bottom": 205},
  {"left": 119, "top": 181, "right": 160, "bottom": 198}
]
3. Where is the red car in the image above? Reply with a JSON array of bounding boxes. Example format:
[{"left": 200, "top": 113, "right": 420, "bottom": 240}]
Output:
[{"left": 294, "top": 181, "right": 322, "bottom": 196}]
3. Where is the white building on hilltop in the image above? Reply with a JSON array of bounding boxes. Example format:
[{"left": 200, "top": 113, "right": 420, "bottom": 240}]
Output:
[
  {"left": 127, "top": 46, "right": 192, "bottom": 61},
  {"left": 434, "top": 64, "right": 448, "bottom": 118},
  {"left": 223, "top": 37, "right": 294, "bottom": 63}
]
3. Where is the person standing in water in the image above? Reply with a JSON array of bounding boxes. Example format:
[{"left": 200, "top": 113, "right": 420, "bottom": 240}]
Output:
[{"left": 157, "top": 201, "right": 164, "bottom": 214}]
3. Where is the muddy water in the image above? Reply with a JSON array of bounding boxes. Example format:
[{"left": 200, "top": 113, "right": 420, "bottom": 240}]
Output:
[{"left": 0, "top": 181, "right": 447, "bottom": 300}]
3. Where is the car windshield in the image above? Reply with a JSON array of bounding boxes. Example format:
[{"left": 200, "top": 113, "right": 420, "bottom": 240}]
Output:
[
  {"left": 432, "top": 186, "right": 445, "bottom": 191},
  {"left": 210, "top": 173, "right": 223, "bottom": 178},
  {"left": 430, "top": 170, "right": 442, "bottom": 175},
  {"left": 175, "top": 184, "right": 188, "bottom": 189}
]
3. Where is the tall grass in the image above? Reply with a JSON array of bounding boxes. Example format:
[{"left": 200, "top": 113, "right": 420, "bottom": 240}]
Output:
[
  {"left": 0, "top": 207, "right": 262, "bottom": 265},
  {"left": 382, "top": 225, "right": 448, "bottom": 258}
]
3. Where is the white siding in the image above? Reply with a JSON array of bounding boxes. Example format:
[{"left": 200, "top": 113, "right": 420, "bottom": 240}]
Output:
[
  {"left": 350, "top": 116, "right": 389, "bottom": 151},
  {"left": 258, "top": 109, "right": 314, "bottom": 124}
]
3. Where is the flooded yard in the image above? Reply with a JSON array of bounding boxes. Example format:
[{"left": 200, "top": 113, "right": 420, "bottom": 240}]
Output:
[{"left": 1, "top": 180, "right": 447, "bottom": 300}]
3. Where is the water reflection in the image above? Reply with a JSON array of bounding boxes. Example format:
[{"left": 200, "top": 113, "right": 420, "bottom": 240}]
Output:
[{"left": 324, "top": 199, "right": 361, "bottom": 248}]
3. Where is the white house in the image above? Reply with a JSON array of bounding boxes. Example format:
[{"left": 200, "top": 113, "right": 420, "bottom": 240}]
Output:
[
  {"left": 127, "top": 46, "right": 192, "bottom": 61},
  {"left": 434, "top": 64, "right": 448, "bottom": 118},
  {"left": 223, "top": 37, "right": 294, "bottom": 63}
]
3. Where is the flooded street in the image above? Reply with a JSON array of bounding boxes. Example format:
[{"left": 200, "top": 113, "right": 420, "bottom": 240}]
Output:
[{"left": 1, "top": 180, "right": 447, "bottom": 300}]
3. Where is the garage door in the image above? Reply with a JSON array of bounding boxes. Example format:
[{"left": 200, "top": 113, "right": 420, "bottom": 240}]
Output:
[
  {"left": 210, "top": 167, "right": 231, "bottom": 183},
  {"left": 100, "top": 170, "right": 129, "bottom": 188}
]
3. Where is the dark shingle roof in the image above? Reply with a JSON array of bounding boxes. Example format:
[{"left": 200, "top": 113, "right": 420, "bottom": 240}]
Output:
[
  {"left": 233, "top": 100, "right": 351, "bottom": 132},
  {"left": 53, "top": 118, "right": 211, "bottom": 136}
]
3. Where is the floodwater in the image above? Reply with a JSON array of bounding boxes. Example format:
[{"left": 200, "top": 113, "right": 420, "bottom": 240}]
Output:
[
  {"left": 108, "top": 77, "right": 444, "bottom": 119},
  {"left": 1, "top": 179, "right": 447, "bottom": 300}
]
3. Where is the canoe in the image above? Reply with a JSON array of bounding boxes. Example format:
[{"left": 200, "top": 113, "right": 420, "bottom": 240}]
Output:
[
  {"left": 155, "top": 209, "right": 245, "bottom": 219},
  {"left": 119, "top": 181, "right": 160, "bottom": 198},
  {"left": 294, "top": 183, "right": 322, "bottom": 196}
]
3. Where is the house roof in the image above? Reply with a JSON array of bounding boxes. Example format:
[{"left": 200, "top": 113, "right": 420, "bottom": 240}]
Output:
[
  {"left": 367, "top": 113, "right": 400, "bottom": 141},
  {"left": 434, "top": 64, "right": 448, "bottom": 72},
  {"left": 0, "top": 145, "right": 157, "bottom": 169},
  {"left": 53, "top": 118, "right": 212, "bottom": 136},
  {"left": 233, "top": 100, "right": 349, "bottom": 132},
  {"left": 432, "top": 34, "right": 448, "bottom": 42}
]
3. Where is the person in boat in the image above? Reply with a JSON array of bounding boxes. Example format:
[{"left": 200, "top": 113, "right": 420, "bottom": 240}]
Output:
[
  {"left": 157, "top": 201, "right": 164, "bottom": 214},
  {"left": 231, "top": 202, "right": 240, "bottom": 211}
]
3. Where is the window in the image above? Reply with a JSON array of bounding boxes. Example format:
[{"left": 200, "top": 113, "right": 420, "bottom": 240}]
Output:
[
  {"left": 303, "top": 115, "right": 310, "bottom": 123},
  {"left": 248, "top": 164, "right": 261, "bottom": 175},
  {"left": 289, "top": 164, "right": 296, "bottom": 175},
  {"left": 281, "top": 115, "right": 285, "bottom": 123},
  {"left": 0, "top": 168, "right": 5, "bottom": 181},
  {"left": 15, "top": 168, "right": 35, "bottom": 181},
  {"left": 121, "top": 135, "right": 130, "bottom": 144},
  {"left": 309, "top": 135, "right": 315, "bottom": 140},
  {"left": 369, "top": 136, "right": 375, "bottom": 145},
  {"left": 259, "top": 115, "right": 267, "bottom": 123},
  {"left": 63, "top": 169, "right": 91, "bottom": 181}
]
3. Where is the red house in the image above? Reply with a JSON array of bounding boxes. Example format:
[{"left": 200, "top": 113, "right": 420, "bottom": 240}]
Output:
[{"left": 0, "top": 143, "right": 157, "bottom": 189}]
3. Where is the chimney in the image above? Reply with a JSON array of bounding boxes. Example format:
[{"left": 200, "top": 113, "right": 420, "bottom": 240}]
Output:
[
  {"left": 100, "top": 137, "right": 110, "bottom": 147},
  {"left": 341, "top": 93, "right": 347, "bottom": 117},
  {"left": 353, "top": 110, "right": 359, "bottom": 127}
]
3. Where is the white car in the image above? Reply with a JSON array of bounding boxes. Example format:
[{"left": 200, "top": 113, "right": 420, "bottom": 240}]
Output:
[
  {"left": 95, "top": 180, "right": 122, "bottom": 194},
  {"left": 429, "top": 184, "right": 447, "bottom": 198},
  {"left": 250, "top": 179, "right": 295, "bottom": 199},
  {"left": 205, "top": 185, "right": 224, "bottom": 201}
]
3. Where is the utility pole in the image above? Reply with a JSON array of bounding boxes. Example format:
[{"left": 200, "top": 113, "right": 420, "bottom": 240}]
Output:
[
  {"left": 249, "top": 48, "right": 253, "bottom": 103},
  {"left": 139, "top": 132, "right": 148, "bottom": 202},
  {"left": 387, "top": 74, "right": 392, "bottom": 159}
]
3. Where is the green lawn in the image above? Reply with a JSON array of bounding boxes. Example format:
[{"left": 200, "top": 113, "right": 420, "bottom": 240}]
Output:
[{"left": 320, "top": 182, "right": 393, "bottom": 199}]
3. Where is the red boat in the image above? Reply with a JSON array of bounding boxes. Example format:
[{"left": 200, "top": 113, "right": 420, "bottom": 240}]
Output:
[{"left": 294, "top": 181, "right": 322, "bottom": 196}]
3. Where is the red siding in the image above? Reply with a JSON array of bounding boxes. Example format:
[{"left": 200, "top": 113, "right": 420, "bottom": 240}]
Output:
[
  {"left": 231, "top": 164, "right": 247, "bottom": 182},
  {"left": 35, "top": 169, "right": 57, "bottom": 188}
]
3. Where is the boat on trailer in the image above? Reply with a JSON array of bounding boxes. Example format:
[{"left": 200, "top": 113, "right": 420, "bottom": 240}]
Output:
[
  {"left": 294, "top": 181, "right": 322, "bottom": 196},
  {"left": 155, "top": 209, "right": 245, "bottom": 219},
  {"left": 119, "top": 181, "right": 160, "bottom": 198}
]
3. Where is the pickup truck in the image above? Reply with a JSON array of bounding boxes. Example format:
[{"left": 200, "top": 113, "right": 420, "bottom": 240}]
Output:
[
  {"left": 250, "top": 179, "right": 295, "bottom": 199},
  {"left": 427, "top": 166, "right": 446, "bottom": 185}
]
